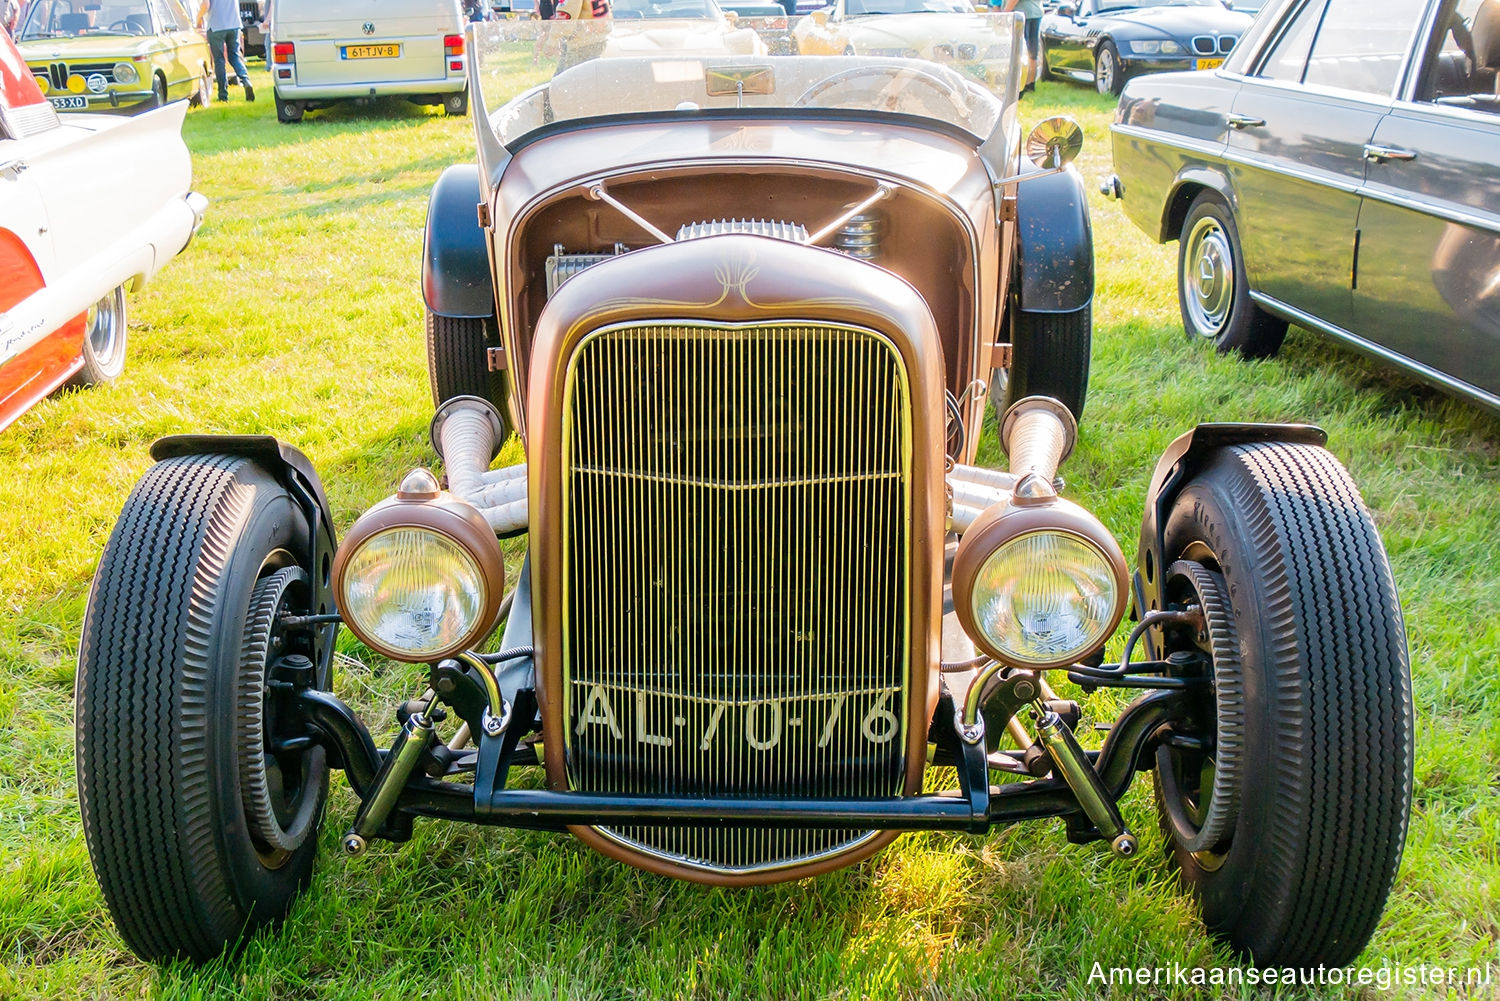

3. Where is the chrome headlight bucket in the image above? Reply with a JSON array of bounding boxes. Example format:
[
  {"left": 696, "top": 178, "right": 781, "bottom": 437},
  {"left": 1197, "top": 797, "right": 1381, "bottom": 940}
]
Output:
[
  {"left": 112, "top": 61, "right": 139, "bottom": 85},
  {"left": 333, "top": 468, "right": 505, "bottom": 663},
  {"left": 952, "top": 496, "right": 1127, "bottom": 670}
]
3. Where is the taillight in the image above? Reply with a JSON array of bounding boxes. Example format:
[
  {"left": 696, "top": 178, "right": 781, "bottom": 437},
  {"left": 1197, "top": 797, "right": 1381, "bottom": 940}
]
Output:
[
  {"left": 444, "top": 34, "right": 464, "bottom": 56},
  {"left": 273, "top": 41, "right": 295, "bottom": 64}
]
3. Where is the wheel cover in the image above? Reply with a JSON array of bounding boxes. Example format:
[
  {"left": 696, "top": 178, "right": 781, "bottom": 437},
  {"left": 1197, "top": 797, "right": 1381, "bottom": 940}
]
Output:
[
  {"left": 238, "top": 565, "right": 326, "bottom": 863},
  {"left": 86, "top": 288, "right": 123, "bottom": 369},
  {"left": 1156, "top": 559, "right": 1243, "bottom": 856},
  {"left": 1182, "top": 215, "right": 1234, "bottom": 337}
]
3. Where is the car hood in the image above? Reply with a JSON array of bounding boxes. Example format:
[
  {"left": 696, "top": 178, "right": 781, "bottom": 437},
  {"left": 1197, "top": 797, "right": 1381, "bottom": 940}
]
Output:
[
  {"left": 1092, "top": 5, "right": 1251, "bottom": 39},
  {"left": 846, "top": 13, "right": 1000, "bottom": 52},
  {"left": 18, "top": 34, "right": 161, "bottom": 61}
]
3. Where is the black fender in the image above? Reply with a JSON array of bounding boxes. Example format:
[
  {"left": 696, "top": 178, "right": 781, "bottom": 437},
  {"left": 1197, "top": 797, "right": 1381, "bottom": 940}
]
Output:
[
  {"left": 149, "top": 435, "right": 340, "bottom": 642},
  {"left": 422, "top": 164, "right": 496, "bottom": 320},
  {"left": 1134, "top": 422, "right": 1328, "bottom": 656},
  {"left": 1015, "top": 166, "right": 1094, "bottom": 314}
]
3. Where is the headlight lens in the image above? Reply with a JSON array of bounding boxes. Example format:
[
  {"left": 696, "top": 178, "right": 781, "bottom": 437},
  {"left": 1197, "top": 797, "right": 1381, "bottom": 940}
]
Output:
[
  {"left": 1131, "top": 39, "right": 1182, "bottom": 55},
  {"left": 113, "top": 61, "right": 139, "bottom": 84},
  {"left": 340, "top": 527, "right": 489, "bottom": 660},
  {"left": 967, "top": 530, "right": 1123, "bottom": 666}
]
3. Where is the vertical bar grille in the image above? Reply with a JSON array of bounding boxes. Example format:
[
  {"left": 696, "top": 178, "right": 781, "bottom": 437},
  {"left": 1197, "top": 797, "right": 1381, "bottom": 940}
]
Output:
[{"left": 560, "top": 321, "right": 913, "bottom": 875}]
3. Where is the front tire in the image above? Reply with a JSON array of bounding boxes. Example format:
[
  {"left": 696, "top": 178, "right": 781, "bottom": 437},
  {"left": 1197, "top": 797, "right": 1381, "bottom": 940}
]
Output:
[
  {"left": 426, "top": 309, "right": 511, "bottom": 432},
  {"left": 1153, "top": 441, "right": 1413, "bottom": 967},
  {"left": 1177, "top": 191, "right": 1287, "bottom": 357},
  {"left": 1094, "top": 40, "right": 1124, "bottom": 96},
  {"left": 69, "top": 285, "right": 127, "bottom": 388},
  {"left": 77, "top": 454, "right": 329, "bottom": 962},
  {"left": 993, "top": 302, "right": 1090, "bottom": 423}
]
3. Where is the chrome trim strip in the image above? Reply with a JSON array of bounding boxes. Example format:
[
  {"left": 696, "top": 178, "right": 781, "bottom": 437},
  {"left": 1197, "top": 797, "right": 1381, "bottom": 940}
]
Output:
[
  {"left": 1110, "top": 122, "right": 1225, "bottom": 159},
  {"left": 1220, "top": 146, "right": 1362, "bottom": 194},
  {"left": 1355, "top": 182, "right": 1500, "bottom": 236},
  {"left": 1249, "top": 290, "right": 1500, "bottom": 411}
]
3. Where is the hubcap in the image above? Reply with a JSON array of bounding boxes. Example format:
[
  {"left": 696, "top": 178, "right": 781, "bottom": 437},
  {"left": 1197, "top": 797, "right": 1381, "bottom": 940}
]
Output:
[
  {"left": 85, "top": 289, "right": 123, "bottom": 369},
  {"left": 1097, "top": 49, "right": 1114, "bottom": 92},
  {"left": 1182, "top": 216, "right": 1234, "bottom": 337}
]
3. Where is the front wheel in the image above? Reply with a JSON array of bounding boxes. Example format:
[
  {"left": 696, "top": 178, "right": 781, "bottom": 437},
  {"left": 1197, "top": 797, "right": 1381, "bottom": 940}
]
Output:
[
  {"left": 1176, "top": 191, "right": 1287, "bottom": 357},
  {"left": 1094, "top": 40, "right": 1124, "bottom": 96},
  {"left": 426, "top": 309, "right": 512, "bottom": 432},
  {"left": 993, "top": 302, "right": 1090, "bottom": 424},
  {"left": 77, "top": 454, "right": 330, "bottom": 962},
  {"left": 1153, "top": 440, "right": 1413, "bottom": 967},
  {"left": 68, "top": 285, "right": 127, "bottom": 388},
  {"left": 148, "top": 73, "right": 168, "bottom": 108}
]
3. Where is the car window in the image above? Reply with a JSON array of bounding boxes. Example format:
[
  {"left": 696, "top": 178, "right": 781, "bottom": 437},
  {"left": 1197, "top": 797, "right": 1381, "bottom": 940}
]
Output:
[
  {"left": 148, "top": 0, "right": 179, "bottom": 29},
  {"left": 18, "top": 0, "right": 156, "bottom": 37},
  {"left": 1301, "top": 0, "right": 1412, "bottom": 96},
  {"left": 1252, "top": 0, "right": 1323, "bottom": 82},
  {"left": 1420, "top": 0, "right": 1500, "bottom": 114}
]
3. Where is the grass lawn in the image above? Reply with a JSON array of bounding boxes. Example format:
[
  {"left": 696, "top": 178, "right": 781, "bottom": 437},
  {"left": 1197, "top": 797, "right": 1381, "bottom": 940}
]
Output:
[{"left": 1, "top": 58, "right": 1497, "bottom": 1001}]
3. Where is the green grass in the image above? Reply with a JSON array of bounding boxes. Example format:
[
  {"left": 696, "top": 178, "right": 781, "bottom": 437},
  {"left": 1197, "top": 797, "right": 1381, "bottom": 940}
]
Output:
[{"left": 1, "top": 63, "right": 1498, "bottom": 1000}]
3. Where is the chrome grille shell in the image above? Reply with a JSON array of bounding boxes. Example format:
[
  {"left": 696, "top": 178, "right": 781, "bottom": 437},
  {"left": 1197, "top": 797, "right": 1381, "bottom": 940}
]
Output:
[{"left": 559, "top": 320, "right": 914, "bottom": 876}]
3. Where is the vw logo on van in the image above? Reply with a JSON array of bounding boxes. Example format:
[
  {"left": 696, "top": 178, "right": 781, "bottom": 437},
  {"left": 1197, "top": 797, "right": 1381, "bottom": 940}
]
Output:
[{"left": 362, "top": 21, "right": 375, "bottom": 34}]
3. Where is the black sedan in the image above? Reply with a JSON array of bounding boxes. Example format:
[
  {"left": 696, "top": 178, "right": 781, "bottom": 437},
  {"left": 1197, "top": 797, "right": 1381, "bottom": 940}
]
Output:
[
  {"left": 1107, "top": 0, "right": 1500, "bottom": 413},
  {"left": 1040, "top": 0, "right": 1254, "bottom": 95}
]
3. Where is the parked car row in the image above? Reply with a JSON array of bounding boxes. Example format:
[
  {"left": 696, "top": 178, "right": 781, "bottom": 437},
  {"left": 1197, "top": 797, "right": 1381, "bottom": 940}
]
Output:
[{"left": 1108, "top": 0, "right": 1500, "bottom": 413}]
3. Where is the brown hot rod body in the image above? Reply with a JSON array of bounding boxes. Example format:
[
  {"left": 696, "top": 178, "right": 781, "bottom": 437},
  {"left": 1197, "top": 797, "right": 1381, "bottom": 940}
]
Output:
[{"left": 76, "top": 19, "right": 1414, "bottom": 972}]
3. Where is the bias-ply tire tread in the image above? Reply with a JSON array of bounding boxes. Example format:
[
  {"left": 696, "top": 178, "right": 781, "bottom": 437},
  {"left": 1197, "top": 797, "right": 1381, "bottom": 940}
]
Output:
[
  {"left": 1157, "top": 441, "right": 1413, "bottom": 967},
  {"left": 76, "top": 454, "right": 322, "bottom": 962},
  {"left": 426, "top": 309, "right": 511, "bottom": 433},
  {"left": 996, "top": 302, "right": 1090, "bottom": 423}
]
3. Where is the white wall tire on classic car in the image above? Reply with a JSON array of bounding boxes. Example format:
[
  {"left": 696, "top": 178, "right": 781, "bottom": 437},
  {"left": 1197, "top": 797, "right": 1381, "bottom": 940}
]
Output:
[
  {"left": 69, "top": 285, "right": 127, "bottom": 388},
  {"left": 425, "top": 309, "right": 511, "bottom": 435},
  {"left": 76, "top": 455, "right": 329, "bottom": 962},
  {"left": 1176, "top": 191, "right": 1287, "bottom": 357},
  {"left": 1153, "top": 440, "right": 1413, "bottom": 967},
  {"left": 1094, "top": 41, "right": 1124, "bottom": 97},
  {"left": 994, "top": 302, "right": 1090, "bottom": 422}
]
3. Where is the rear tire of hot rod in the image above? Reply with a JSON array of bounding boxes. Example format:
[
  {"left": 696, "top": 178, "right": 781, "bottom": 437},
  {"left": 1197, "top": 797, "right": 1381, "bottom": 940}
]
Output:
[
  {"left": 995, "top": 303, "right": 1090, "bottom": 422},
  {"left": 1177, "top": 191, "right": 1287, "bottom": 358},
  {"left": 77, "top": 454, "right": 329, "bottom": 962},
  {"left": 1152, "top": 440, "right": 1413, "bottom": 967},
  {"left": 426, "top": 309, "right": 511, "bottom": 433}
]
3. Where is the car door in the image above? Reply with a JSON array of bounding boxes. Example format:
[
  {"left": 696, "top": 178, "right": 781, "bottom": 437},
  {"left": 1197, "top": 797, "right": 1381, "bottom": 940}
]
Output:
[
  {"left": 1043, "top": 0, "right": 1094, "bottom": 76},
  {"left": 149, "top": 0, "right": 193, "bottom": 93},
  {"left": 1223, "top": 0, "right": 1412, "bottom": 331},
  {"left": 1353, "top": 0, "right": 1500, "bottom": 404}
]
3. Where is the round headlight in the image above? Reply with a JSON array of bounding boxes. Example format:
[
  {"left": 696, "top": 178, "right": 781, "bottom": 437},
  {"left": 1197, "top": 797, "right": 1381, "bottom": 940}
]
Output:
[
  {"left": 113, "top": 61, "right": 139, "bottom": 85},
  {"left": 333, "top": 469, "right": 505, "bottom": 662},
  {"left": 952, "top": 497, "right": 1127, "bottom": 670}
]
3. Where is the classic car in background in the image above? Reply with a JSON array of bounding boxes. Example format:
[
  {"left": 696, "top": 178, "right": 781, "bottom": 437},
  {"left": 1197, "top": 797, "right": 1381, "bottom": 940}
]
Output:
[
  {"left": 1039, "top": 0, "right": 1252, "bottom": 95},
  {"left": 269, "top": 0, "right": 470, "bottom": 123},
  {"left": 17, "top": 0, "right": 214, "bottom": 111},
  {"left": 0, "top": 28, "right": 205, "bottom": 430},
  {"left": 1107, "top": 0, "right": 1500, "bottom": 412},
  {"left": 78, "top": 17, "right": 1413, "bottom": 973},
  {"left": 239, "top": 0, "right": 267, "bottom": 57},
  {"left": 791, "top": 0, "right": 1017, "bottom": 88},
  {"left": 601, "top": 0, "right": 771, "bottom": 56}
]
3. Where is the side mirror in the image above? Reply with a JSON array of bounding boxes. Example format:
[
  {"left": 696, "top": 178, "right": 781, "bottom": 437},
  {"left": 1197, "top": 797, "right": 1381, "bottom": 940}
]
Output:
[{"left": 1024, "top": 115, "right": 1084, "bottom": 169}]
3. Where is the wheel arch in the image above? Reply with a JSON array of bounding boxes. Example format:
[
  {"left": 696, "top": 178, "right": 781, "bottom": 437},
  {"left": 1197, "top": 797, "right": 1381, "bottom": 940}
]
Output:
[
  {"left": 149, "top": 435, "right": 338, "bottom": 620},
  {"left": 423, "top": 164, "right": 496, "bottom": 320},
  {"left": 1134, "top": 422, "right": 1329, "bottom": 652},
  {"left": 1014, "top": 165, "right": 1094, "bottom": 313},
  {"left": 1161, "top": 168, "right": 1234, "bottom": 244}
]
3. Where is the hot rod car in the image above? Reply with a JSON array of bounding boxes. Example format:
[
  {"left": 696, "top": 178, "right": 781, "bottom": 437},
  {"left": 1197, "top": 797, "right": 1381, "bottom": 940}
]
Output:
[{"left": 77, "top": 16, "right": 1413, "bottom": 971}]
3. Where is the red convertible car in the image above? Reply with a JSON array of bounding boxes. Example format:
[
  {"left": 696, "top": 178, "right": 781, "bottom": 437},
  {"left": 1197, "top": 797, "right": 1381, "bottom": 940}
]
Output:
[{"left": 0, "top": 29, "right": 205, "bottom": 431}]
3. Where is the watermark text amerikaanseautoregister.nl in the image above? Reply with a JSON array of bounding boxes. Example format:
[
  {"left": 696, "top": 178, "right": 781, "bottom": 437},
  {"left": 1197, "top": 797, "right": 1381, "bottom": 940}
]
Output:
[{"left": 1089, "top": 961, "right": 1497, "bottom": 992}]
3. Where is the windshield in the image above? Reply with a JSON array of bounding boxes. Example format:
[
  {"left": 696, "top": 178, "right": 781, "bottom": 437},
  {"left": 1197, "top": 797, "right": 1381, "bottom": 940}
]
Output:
[
  {"left": 473, "top": 13, "right": 1020, "bottom": 148},
  {"left": 19, "top": 0, "right": 155, "bottom": 38},
  {"left": 1096, "top": 0, "right": 1220, "bottom": 10}
]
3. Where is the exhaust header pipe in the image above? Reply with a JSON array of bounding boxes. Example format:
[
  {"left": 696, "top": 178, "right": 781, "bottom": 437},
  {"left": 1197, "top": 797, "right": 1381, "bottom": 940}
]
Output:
[
  {"left": 430, "top": 396, "right": 528, "bottom": 535},
  {"left": 1001, "top": 396, "right": 1077, "bottom": 502}
]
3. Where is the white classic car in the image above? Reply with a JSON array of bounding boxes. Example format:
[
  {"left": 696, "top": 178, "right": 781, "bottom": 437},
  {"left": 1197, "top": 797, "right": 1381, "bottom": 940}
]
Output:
[{"left": 0, "top": 29, "right": 205, "bottom": 430}]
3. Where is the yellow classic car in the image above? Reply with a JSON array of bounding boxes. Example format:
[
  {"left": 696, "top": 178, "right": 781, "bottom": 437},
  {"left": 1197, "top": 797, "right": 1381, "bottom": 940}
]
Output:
[
  {"left": 17, "top": 0, "right": 213, "bottom": 113},
  {"left": 791, "top": 0, "right": 1017, "bottom": 91}
]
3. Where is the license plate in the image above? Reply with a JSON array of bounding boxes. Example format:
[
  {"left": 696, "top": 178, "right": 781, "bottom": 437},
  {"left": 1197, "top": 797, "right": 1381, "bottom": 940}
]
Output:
[
  {"left": 48, "top": 95, "right": 88, "bottom": 110},
  {"left": 1196, "top": 57, "right": 1224, "bottom": 71},
  {"left": 572, "top": 682, "right": 903, "bottom": 753},
  {"left": 343, "top": 43, "right": 399, "bottom": 59}
]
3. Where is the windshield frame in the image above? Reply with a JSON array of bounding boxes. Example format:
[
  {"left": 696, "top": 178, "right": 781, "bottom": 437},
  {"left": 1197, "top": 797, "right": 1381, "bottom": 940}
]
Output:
[{"left": 18, "top": 0, "right": 159, "bottom": 40}]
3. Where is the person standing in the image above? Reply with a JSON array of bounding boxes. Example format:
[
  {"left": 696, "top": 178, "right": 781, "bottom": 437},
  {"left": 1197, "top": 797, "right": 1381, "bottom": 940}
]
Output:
[
  {"left": 196, "top": 0, "right": 255, "bottom": 101},
  {"left": 1003, "top": 0, "right": 1042, "bottom": 95}
]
